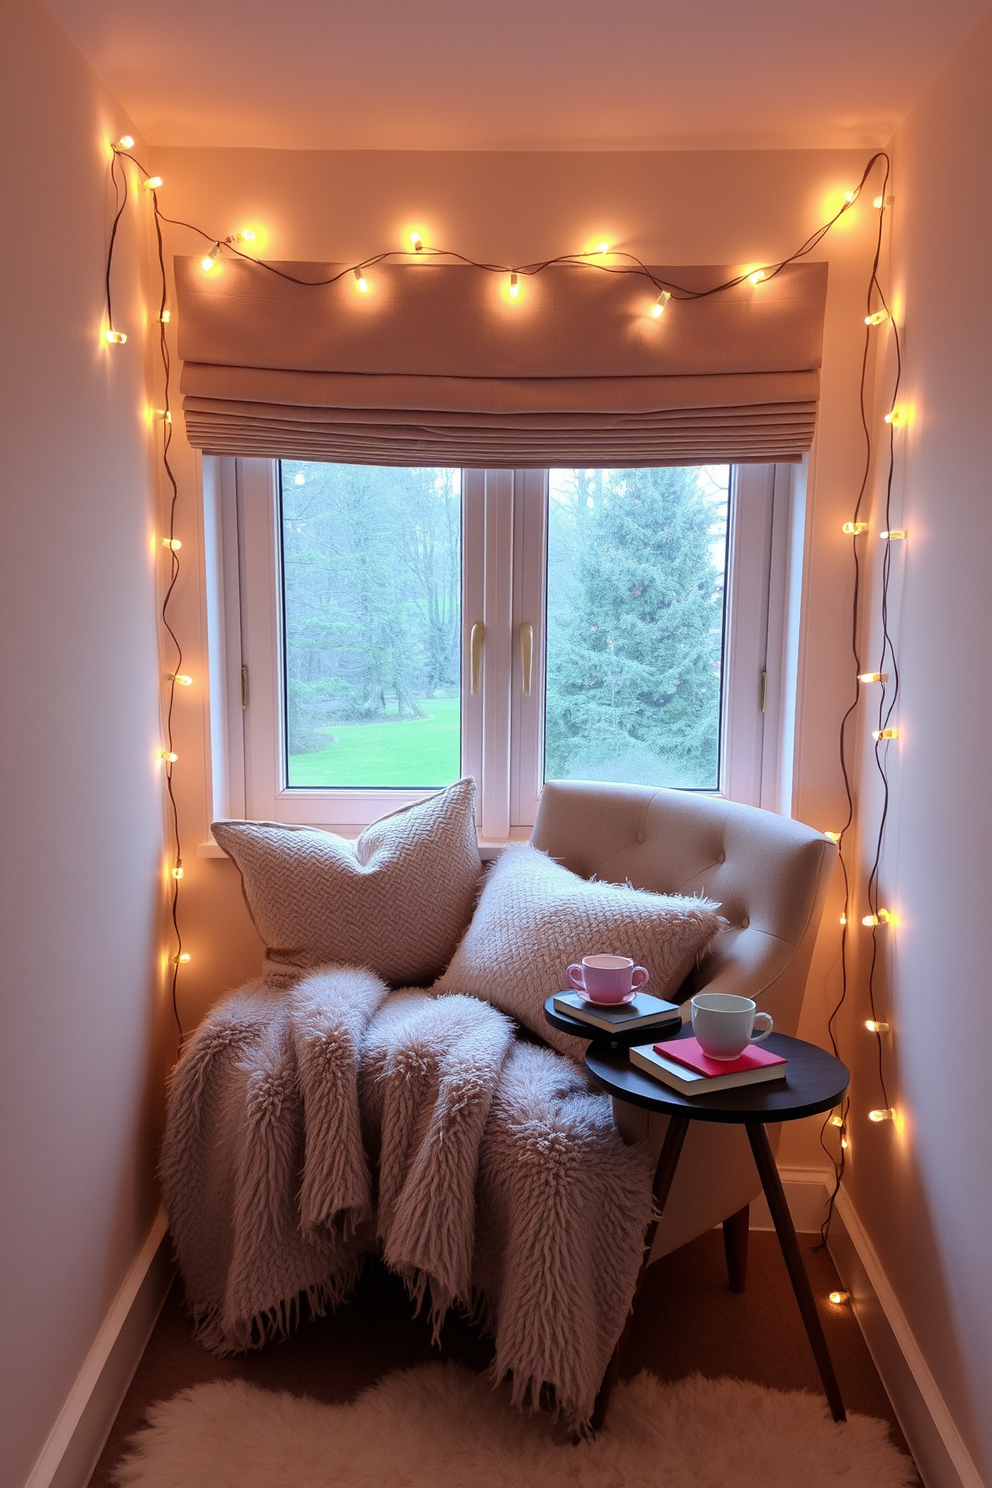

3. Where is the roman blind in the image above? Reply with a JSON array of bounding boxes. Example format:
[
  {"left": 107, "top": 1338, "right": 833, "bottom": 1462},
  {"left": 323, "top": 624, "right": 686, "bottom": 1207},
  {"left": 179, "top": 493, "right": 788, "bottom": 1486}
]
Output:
[{"left": 175, "top": 256, "right": 828, "bottom": 467}]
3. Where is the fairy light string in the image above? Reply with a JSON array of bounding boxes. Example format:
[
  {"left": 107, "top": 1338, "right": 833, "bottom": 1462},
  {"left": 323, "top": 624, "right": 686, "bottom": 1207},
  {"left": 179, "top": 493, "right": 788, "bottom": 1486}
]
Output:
[
  {"left": 104, "top": 142, "right": 902, "bottom": 1104},
  {"left": 108, "top": 144, "right": 887, "bottom": 303},
  {"left": 819, "top": 151, "right": 902, "bottom": 1245},
  {"left": 107, "top": 140, "right": 185, "bottom": 1044}
]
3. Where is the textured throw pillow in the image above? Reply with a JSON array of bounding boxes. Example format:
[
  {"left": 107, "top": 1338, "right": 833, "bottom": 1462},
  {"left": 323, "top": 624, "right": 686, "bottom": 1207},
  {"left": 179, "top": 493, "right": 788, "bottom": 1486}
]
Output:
[
  {"left": 433, "top": 844, "right": 724, "bottom": 1060},
  {"left": 212, "top": 778, "right": 482, "bottom": 988}
]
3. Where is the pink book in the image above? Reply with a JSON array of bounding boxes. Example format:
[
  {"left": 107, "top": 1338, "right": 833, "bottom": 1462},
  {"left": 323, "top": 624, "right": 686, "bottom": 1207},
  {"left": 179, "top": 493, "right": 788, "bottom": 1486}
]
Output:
[{"left": 652, "top": 1035, "right": 787, "bottom": 1079}]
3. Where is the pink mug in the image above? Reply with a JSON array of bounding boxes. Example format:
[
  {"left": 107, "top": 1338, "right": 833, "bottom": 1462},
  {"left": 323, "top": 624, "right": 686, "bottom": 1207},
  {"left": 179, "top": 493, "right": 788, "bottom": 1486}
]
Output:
[{"left": 566, "top": 955, "right": 649, "bottom": 1004}]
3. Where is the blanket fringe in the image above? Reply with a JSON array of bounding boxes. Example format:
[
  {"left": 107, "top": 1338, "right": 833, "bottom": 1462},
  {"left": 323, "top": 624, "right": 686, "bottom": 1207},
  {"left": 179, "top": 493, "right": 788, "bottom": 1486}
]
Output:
[{"left": 188, "top": 1256, "right": 365, "bottom": 1357}]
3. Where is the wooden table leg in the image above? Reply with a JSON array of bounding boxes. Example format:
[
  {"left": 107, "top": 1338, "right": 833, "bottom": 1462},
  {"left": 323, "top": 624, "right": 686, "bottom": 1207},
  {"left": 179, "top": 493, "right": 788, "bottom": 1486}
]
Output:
[
  {"left": 722, "top": 1203, "right": 749, "bottom": 1293},
  {"left": 591, "top": 1113, "right": 691, "bottom": 1432},
  {"left": 746, "top": 1123, "right": 846, "bottom": 1423}
]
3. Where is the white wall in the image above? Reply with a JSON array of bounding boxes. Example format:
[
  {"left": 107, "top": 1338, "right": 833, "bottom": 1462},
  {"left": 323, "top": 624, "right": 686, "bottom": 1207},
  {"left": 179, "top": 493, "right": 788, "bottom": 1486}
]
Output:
[
  {"left": 840, "top": 13, "right": 992, "bottom": 1481},
  {"left": 0, "top": 1, "right": 171, "bottom": 1484}
]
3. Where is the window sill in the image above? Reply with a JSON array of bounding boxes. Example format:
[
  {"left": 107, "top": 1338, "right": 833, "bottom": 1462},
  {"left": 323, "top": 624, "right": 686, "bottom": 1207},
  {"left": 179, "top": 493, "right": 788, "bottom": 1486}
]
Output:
[{"left": 198, "top": 834, "right": 523, "bottom": 861}]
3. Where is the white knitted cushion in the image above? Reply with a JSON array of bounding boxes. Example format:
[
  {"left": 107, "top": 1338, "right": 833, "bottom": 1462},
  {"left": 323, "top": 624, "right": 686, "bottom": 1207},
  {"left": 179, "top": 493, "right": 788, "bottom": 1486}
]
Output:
[
  {"left": 212, "top": 779, "right": 482, "bottom": 988},
  {"left": 434, "top": 844, "right": 724, "bottom": 1060}
]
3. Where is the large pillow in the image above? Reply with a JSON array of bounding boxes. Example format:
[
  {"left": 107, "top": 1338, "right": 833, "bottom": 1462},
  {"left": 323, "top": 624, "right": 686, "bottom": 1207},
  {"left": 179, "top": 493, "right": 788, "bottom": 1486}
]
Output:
[
  {"left": 212, "top": 778, "right": 482, "bottom": 988},
  {"left": 433, "top": 844, "right": 724, "bottom": 1060}
]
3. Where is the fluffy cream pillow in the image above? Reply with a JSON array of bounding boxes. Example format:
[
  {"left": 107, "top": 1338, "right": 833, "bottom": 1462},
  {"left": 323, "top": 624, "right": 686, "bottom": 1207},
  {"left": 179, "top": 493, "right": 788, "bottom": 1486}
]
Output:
[
  {"left": 433, "top": 844, "right": 724, "bottom": 1060},
  {"left": 212, "top": 779, "right": 482, "bottom": 988}
]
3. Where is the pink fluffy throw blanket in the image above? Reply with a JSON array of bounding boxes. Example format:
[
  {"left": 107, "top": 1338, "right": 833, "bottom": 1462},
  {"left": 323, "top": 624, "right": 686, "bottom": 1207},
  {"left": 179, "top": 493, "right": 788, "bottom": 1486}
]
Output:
[{"left": 161, "top": 967, "right": 652, "bottom": 1428}]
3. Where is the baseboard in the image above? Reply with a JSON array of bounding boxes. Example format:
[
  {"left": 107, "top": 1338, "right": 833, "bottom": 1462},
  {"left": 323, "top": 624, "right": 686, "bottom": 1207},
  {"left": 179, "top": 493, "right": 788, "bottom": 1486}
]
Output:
[
  {"left": 748, "top": 1164, "right": 832, "bottom": 1233},
  {"left": 830, "top": 1190, "right": 984, "bottom": 1488},
  {"left": 24, "top": 1210, "right": 175, "bottom": 1488}
]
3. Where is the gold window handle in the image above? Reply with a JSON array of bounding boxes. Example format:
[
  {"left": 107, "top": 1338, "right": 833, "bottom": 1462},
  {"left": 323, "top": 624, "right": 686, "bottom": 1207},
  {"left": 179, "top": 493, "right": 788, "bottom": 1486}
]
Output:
[
  {"left": 520, "top": 622, "right": 534, "bottom": 697},
  {"left": 470, "top": 621, "right": 485, "bottom": 695}
]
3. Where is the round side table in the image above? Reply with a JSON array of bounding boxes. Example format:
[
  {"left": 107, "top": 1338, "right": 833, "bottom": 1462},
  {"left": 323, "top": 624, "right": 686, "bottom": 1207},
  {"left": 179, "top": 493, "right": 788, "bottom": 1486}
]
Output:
[{"left": 585, "top": 1026, "right": 850, "bottom": 1430}]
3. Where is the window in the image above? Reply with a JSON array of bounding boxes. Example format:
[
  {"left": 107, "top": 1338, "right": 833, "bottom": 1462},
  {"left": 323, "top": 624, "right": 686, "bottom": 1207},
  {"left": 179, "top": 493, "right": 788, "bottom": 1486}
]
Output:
[{"left": 203, "top": 457, "right": 803, "bottom": 840}]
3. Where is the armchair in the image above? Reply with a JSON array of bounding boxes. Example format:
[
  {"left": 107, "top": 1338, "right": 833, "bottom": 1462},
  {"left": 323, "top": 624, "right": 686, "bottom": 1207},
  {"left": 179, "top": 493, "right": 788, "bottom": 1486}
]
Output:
[{"left": 530, "top": 780, "right": 837, "bottom": 1271}]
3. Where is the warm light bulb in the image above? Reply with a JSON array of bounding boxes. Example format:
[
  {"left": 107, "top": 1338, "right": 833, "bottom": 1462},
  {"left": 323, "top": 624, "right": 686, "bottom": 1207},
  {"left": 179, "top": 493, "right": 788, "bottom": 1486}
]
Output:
[
  {"left": 873, "top": 728, "right": 899, "bottom": 741},
  {"left": 748, "top": 269, "right": 766, "bottom": 285},
  {"left": 116, "top": 135, "right": 135, "bottom": 150},
  {"left": 201, "top": 243, "right": 222, "bottom": 272},
  {"left": 353, "top": 268, "right": 368, "bottom": 292},
  {"left": 168, "top": 673, "right": 193, "bottom": 686},
  {"left": 828, "top": 1290, "right": 850, "bottom": 1305},
  {"left": 159, "top": 309, "right": 171, "bottom": 323},
  {"left": 651, "top": 291, "right": 671, "bottom": 318},
  {"left": 172, "top": 865, "right": 184, "bottom": 880},
  {"left": 869, "top": 1108, "right": 896, "bottom": 1123},
  {"left": 153, "top": 409, "right": 172, "bottom": 423},
  {"left": 858, "top": 672, "right": 888, "bottom": 684},
  {"left": 508, "top": 272, "right": 519, "bottom": 298},
  {"left": 884, "top": 407, "right": 906, "bottom": 426},
  {"left": 824, "top": 830, "right": 841, "bottom": 843},
  {"left": 881, "top": 529, "right": 907, "bottom": 541},
  {"left": 232, "top": 228, "right": 256, "bottom": 243},
  {"left": 409, "top": 231, "right": 423, "bottom": 251},
  {"left": 104, "top": 329, "right": 127, "bottom": 345},
  {"left": 839, "top": 914, "right": 847, "bottom": 925},
  {"left": 840, "top": 1136, "right": 849, "bottom": 1149},
  {"left": 159, "top": 750, "right": 178, "bottom": 763},
  {"left": 843, "top": 191, "right": 857, "bottom": 204},
  {"left": 865, "top": 1019, "right": 890, "bottom": 1033},
  {"left": 873, "top": 195, "right": 893, "bottom": 210},
  {"left": 144, "top": 176, "right": 163, "bottom": 190},
  {"left": 862, "top": 909, "right": 893, "bottom": 927},
  {"left": 174, "top": 951, "right": 191, "bottom": 964},
  {"left": 596, "top": 241, "right": 609, "bottom": 254},
  {"left": 161, "top": 537, "right": 181, "bottom": 550},
  {"left": 843, "top": 522, "right": 868, "bottom": 535},
  {"left": 830, "top": 1115, "right": 844, "bottom": 1128},
  {"left": 865, "top": 310, "right": 891, "bottom": 326}
]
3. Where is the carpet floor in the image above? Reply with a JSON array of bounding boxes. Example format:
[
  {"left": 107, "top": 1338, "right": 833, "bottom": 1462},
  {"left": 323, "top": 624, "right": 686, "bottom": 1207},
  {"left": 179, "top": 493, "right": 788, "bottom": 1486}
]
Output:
[
  {"left": 113, "top": 1363, "right": 917, "bottom": 1488},
  {"left": 88, "top": 1230, "right": 919, "bottom": 1486}
]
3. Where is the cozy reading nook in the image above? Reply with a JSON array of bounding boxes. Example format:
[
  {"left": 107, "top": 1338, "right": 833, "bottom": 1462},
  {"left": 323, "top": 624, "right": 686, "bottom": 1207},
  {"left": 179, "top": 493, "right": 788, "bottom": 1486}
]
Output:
[{"left": 3, "top": 1, "right": 992, "bottom": 1486}]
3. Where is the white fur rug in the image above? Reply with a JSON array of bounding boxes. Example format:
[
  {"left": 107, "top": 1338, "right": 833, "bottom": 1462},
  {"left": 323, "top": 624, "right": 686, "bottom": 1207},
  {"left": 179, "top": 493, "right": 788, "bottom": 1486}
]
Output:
[{"left": 114, "top": 1362, "right": 916, "bottom": 1488}]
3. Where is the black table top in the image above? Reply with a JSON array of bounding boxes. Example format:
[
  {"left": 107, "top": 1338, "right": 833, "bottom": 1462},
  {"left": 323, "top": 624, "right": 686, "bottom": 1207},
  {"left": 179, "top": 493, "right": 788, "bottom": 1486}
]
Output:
[
  {"left": 585, "top": 1025, "right": 849, "bottom": 1124},
  {"left": 543, "top": 994, "right": 683, "bottom": 1047}
]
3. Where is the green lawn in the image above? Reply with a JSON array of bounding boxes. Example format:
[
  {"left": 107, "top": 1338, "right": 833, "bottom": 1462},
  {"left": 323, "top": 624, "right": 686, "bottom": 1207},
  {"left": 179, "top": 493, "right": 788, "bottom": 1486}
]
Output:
[{"left": 288, "top": 696, "right": 461, "bottom": 788}]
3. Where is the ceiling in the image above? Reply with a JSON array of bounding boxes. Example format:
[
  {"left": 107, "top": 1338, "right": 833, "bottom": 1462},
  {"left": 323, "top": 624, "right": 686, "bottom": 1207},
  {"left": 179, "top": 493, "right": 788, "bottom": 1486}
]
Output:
[{"left": 45, "top": 0, "right": 991, "bottom": 151}]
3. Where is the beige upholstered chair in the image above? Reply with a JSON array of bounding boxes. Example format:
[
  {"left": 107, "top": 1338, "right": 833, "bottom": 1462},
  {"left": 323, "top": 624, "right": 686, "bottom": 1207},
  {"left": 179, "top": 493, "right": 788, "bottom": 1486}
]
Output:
[{"left": 530, "top": 781, "right": 837, "bottom": 1270}]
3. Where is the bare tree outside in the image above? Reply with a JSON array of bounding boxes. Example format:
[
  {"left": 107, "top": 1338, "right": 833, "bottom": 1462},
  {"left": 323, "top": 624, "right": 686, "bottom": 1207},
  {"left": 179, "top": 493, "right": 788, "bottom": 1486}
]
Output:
[{"left": 281, "top": 462, "right": 462, "bottom": 788}]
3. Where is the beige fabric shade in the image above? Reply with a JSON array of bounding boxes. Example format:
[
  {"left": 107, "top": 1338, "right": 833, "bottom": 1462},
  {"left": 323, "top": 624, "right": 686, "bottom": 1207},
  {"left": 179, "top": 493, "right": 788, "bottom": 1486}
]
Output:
[{"left": 175, "top": 256, "right": 828, "bottom": 467}]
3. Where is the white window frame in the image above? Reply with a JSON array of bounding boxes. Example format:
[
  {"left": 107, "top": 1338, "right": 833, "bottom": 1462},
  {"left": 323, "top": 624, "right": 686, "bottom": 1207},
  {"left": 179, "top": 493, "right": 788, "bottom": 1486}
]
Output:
[{"left": 200, "top": 455, "right": 805, "bottom": 845}]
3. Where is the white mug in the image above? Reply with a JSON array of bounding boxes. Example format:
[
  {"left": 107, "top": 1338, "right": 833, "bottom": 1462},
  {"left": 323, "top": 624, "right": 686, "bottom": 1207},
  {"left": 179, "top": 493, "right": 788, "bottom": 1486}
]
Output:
[{"left": 691, "top": 992, "right": 773, "bottom": 1061}]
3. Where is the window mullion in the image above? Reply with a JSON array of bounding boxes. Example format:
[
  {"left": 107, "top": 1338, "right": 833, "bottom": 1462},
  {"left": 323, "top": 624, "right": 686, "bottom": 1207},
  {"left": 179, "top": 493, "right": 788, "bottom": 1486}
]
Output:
[
  {"left": 510, "top": 469, "right": 548, "bottom": 829},
  {"left": 479, "top": 470, "right": 514, "bottom": 841}
]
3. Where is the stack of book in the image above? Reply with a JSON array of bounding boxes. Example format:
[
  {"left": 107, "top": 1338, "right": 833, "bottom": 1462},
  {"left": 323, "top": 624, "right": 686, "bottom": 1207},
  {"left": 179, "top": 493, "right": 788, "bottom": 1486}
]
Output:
[
  {"left": 630, "top": 1035, "right": 788, "bottom": 1095},
  {"left": 552, "top": 990, "right": 682, "bottom": 1037}
]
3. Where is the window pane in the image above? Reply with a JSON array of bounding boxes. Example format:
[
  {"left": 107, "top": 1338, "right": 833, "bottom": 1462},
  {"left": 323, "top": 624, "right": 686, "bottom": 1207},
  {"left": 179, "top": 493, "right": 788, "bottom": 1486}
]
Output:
[
  {"left": 545, "top": 467, "right": 729, "bottom": 790},
  {"left": 280, "top": 462, "right": 462, "bottom": 789}
]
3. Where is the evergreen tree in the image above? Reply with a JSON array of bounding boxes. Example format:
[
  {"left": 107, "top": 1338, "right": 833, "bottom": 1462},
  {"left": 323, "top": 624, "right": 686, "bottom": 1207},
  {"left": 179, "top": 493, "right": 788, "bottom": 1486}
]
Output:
[{"left": 545, "top": 467, "right": 726, "bottom": 787}]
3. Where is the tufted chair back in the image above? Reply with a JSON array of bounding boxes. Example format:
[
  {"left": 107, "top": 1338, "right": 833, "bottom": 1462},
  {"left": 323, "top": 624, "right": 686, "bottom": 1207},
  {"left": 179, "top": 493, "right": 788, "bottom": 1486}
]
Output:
[{"left": 531, "top": 780, "right": 836, "bottom": 1035}]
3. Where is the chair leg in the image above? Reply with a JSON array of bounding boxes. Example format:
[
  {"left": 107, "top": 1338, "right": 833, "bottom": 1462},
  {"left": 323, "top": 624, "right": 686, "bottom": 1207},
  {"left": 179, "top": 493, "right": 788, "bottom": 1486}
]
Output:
[{"left": 722, "top": 1204, "right": 749, "bottom": 1293}]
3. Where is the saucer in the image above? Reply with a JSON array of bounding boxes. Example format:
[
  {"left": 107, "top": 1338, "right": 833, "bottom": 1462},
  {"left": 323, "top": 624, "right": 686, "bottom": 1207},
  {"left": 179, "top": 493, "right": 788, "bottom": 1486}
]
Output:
[{"left": 576, "top": 988, "right": 637, "bottom": 1006}]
